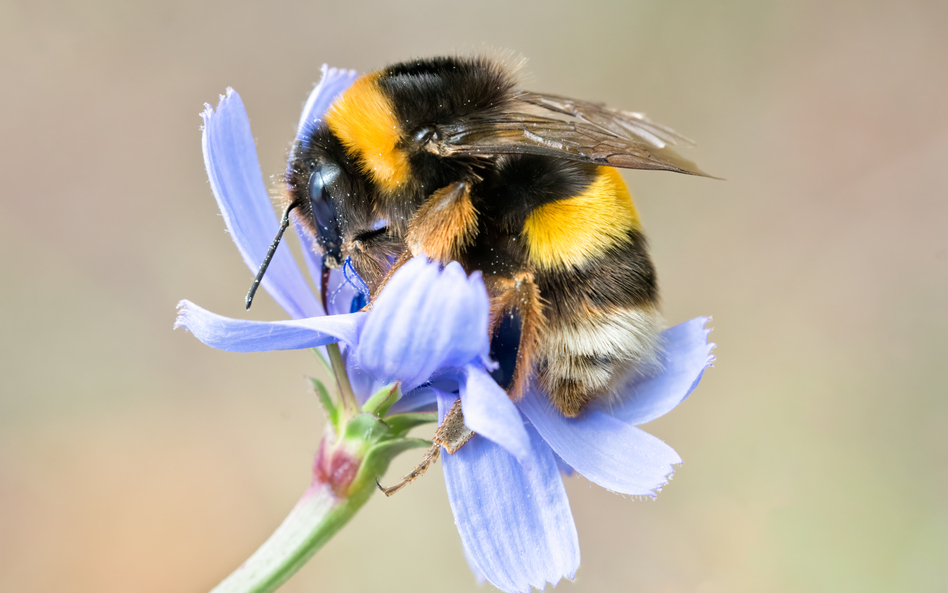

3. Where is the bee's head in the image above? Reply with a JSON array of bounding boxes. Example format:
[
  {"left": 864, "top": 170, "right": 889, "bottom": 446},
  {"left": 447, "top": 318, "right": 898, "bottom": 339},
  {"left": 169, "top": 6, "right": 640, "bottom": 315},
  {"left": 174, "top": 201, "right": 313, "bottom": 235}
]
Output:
[
  {"left": 244, "top": 143, "right": 353, "bottom": 311},
  {"left": 283, "top": 136, "right": 359, "bottom": 270}
]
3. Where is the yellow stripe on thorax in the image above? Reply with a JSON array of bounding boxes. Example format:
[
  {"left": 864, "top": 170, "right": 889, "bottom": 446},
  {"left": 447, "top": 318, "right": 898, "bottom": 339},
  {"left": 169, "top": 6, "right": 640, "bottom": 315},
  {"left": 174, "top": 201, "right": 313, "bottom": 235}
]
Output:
[
  {"left": 523, "top": 167, "right": 641, "bottom": 271},
  {"left": 325, "top": 74, "right": 409, "bottom": 193}
]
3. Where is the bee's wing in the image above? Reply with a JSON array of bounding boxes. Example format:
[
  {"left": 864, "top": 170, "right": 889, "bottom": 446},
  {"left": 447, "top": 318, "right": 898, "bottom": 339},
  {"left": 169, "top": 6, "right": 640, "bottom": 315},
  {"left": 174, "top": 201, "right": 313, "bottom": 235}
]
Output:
[
  {"left": 517, "top": 91, "right": 698, "bottom": 149},
  {"left": 430, "top": 91, "right": 712, "bottom": 177}
]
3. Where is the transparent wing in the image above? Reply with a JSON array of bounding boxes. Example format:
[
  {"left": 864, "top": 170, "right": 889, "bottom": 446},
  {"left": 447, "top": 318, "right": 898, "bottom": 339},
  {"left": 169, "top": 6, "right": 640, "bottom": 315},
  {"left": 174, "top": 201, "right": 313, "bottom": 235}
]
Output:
[
  {"left": 516, "top": 91, "right": 697, "bottom": 150},
  {"left": 430, "top": 108, "right": 712, "bottom": 177}
]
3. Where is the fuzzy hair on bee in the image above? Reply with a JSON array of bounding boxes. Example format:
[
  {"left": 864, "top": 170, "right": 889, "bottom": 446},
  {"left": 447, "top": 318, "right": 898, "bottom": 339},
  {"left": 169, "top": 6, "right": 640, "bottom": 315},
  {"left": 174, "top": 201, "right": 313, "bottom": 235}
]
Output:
[{"left": 254, "top": 55, "right": 710, "bottom": 427}]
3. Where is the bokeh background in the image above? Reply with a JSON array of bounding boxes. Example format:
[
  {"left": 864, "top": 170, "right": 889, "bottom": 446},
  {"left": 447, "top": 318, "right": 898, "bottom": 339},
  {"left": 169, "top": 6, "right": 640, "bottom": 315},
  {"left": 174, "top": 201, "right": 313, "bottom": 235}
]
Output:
[{"left": 2, "top": 0, "right": 946, "bottom": 591}]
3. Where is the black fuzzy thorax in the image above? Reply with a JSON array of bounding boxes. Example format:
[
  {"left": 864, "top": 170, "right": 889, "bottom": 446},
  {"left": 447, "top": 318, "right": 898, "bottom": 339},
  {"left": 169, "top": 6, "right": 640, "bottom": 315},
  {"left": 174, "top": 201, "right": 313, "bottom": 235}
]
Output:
[
  {"left": 380, "top": 56, "right": 516, "bottom": 126},
  {"left": 377, "top": 56, "right": 519, "bottom": 211}
]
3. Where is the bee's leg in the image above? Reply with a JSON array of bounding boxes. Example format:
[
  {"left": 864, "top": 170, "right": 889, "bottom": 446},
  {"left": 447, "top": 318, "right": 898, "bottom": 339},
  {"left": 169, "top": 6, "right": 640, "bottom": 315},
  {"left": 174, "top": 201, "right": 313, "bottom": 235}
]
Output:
[
  {"left": 488, "top": 272, "right": 546, "bottom": 400},
  {"left": 377, "top": 440, "right": 440, "bottom": 497},
  {"left": 435, "top": 397, "right": 476, "bottom": 453},
  {"left": 406, "top": 181, "right": 478, "bottom": 264},
  {"left": 377, "top": 398, "right": 473, "bottom": 497}
]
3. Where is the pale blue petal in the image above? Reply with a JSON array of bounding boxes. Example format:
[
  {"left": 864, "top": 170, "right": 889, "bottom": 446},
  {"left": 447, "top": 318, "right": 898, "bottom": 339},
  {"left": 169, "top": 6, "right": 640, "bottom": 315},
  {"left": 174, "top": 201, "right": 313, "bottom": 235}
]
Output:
[
  {"left": 201, "top": 90, "right": 322, "bottom": 319},
  {"left": 175, "top": 300, "right": 364, "bottom": 352},
  {"left": 553, "top": 451, "right": 575, "bottom": 477},
  {"left": 461, "top": 542, "right": 488, "bottom": 586},
  {"left": 601, "top": 317, "right": 715, "bottom": 426},
  {"left": 519, "top": 389, "right": 681, "bottom": 496},
  {"left": 439, "top": 393, "right": 579, "bottom": 593},
  {"left": 356, "top": 258, "right": 490, "bottom": 390},
  {"left": 458, "top": 364, "right": 532, "bottom": 468},
  {"left": 295, "top": 65, "right": 359, "bottom": 140}
]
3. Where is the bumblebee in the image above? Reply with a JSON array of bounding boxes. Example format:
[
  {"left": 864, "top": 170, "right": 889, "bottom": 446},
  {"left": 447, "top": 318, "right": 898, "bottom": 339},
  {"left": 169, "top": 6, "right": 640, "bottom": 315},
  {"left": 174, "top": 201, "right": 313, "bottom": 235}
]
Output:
[{"left": 248, "top": 55, "right": 708, "bottom": 421}]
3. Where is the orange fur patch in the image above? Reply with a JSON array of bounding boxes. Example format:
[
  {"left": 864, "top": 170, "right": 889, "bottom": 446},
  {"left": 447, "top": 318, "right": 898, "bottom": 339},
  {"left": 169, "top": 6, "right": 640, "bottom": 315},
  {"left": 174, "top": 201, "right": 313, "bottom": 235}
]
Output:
[
  {"left": 406, "top": 182, "right": 478, "bottom": 263},
  {"left": 522, "top": 167, "right": 641, "bottom": 270},
  {"left": 325, "top": 74, "right": 409, "bottom": 192}
]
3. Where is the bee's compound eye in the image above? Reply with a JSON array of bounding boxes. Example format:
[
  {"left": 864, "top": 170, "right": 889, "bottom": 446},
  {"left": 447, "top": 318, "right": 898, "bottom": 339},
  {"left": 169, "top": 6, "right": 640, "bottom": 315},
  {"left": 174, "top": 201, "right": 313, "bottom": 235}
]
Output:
[{"left": 308, "top": 162, "right": 341, "bottom": 230}]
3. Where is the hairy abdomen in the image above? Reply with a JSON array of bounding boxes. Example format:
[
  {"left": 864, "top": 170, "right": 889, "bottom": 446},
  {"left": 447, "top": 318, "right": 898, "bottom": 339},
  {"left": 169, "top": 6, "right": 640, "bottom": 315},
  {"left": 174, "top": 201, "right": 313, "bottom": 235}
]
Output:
[{"left": 521, "top": 167, "right": 662, "bottom": 416}]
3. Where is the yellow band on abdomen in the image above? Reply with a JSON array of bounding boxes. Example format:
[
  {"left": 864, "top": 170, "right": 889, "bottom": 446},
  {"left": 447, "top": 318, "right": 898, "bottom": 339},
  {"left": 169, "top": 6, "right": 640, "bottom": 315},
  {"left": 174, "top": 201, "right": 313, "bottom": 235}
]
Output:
[{"left": 522, "top": 167, "right": 642, "bottom": 271}]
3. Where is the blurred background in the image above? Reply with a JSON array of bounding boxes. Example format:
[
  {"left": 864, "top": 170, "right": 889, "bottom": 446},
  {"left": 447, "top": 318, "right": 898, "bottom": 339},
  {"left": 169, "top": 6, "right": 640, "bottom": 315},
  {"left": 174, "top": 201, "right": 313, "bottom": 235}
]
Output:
[{"left": 2, "top": 0, "right": 946, "bottom": 591}]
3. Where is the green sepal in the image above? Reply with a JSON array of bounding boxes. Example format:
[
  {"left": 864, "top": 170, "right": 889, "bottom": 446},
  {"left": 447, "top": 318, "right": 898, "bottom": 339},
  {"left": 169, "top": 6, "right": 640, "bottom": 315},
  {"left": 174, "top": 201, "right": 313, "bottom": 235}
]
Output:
[
  {"left": 361, "top": 382, "right": 401, "bottom": 418},
  {"left": 309, "top": 377, "right": 338, "bottom": 429},
  {"left": 384, "top": 412, "right": 438, "bottom": 438},
  {"left": 340, "top": 412, "right": 393, "bottom": 453}
]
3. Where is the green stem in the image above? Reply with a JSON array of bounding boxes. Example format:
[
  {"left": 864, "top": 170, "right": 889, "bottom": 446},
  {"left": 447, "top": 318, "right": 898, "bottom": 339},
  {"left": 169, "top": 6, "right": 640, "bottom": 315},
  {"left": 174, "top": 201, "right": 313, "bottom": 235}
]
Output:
[
  {"left": 206, "top": 414, "right": 431, "bottom": 593},
  {"left": 209, "top": 477, "right": 374, "bottom": 593}
]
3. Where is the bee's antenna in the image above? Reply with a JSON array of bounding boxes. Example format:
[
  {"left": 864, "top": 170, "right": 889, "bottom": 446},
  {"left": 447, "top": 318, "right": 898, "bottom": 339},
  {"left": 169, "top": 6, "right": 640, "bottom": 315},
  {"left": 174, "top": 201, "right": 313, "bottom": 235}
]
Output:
[{"left": 245, "top": 201, "right": 299, "bottom": 310}]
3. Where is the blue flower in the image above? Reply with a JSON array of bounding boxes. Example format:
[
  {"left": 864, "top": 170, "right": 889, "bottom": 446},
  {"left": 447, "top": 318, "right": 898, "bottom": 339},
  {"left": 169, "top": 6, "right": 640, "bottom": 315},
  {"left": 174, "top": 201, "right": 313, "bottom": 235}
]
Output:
[{"left": 176, "top": 67, "right": 715, "bottom": 593}]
